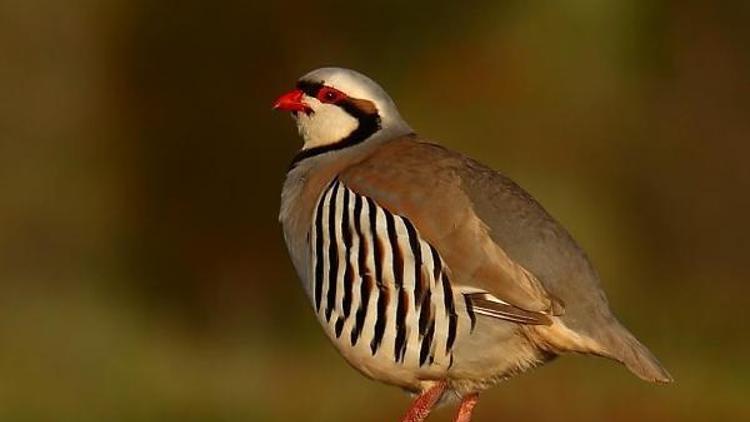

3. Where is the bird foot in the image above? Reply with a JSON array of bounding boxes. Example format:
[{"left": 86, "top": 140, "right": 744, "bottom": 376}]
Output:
[
  {"left": 454, "top": 393, "right": 479, "bottom": 422},
  {"left": 400, "top": 382, "right": 447, "bottom": 422}
]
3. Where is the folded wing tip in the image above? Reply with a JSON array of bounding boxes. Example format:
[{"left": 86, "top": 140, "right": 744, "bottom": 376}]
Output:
[{"left": 467, "top": 293, "right": 554, "bottom": 326}]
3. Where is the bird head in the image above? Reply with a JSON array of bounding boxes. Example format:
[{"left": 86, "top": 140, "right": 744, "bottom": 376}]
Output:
[{"left": 273, "top": 68, "right": 412, "bottom": 156}]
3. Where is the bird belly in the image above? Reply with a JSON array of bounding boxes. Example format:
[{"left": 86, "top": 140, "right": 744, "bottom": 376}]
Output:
[{"left": 448, "top": 317, "right": 549, "bottom": 394}]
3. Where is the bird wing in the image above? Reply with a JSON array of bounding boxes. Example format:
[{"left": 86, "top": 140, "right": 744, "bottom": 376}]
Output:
[{"left": 338, "top": 136, "right": 563, "bottom": 325}]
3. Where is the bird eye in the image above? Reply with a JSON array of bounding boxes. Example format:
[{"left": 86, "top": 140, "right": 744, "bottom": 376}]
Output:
[{"left": 318, "top": 87, "right": 344, "bottom": 103}]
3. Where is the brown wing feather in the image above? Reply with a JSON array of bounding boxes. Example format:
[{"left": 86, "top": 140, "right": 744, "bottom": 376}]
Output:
[{"left": 338, "top": 135, "right": 563, "bottom": 323}]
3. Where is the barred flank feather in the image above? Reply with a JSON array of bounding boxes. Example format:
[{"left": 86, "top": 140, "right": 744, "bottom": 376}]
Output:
[{"left": 309, "top": 180, "right": 478, "bottom": 367}]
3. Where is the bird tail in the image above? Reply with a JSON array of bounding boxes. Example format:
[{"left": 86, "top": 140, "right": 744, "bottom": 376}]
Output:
[{"left": 597, "top": 321, "right": 674, "bottom": 384}]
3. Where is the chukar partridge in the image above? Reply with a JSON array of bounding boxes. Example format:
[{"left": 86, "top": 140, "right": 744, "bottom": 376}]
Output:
[{"left": 275, "top": 67, "right": 672, "bottom": 422}]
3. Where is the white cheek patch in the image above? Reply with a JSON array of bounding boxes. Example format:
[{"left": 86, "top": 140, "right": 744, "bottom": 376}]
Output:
[{"left": 296, "top": 101, "right": 359, "bottom": 149}]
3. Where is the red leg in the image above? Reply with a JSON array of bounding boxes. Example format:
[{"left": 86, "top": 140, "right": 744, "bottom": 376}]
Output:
[
  {"left": 400, "top": 382, "right": 447, "bottom": 422},
  {"left": 454, "top": 393, "right": 479, "bottom": 422}
]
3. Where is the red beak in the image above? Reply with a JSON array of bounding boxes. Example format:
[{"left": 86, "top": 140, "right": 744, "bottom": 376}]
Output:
[{"left": 273, "top": 89, "right": 312, "bottom": 114}]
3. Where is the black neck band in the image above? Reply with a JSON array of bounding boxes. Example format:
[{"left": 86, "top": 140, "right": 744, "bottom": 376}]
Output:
[{"left": 288, "top": 82, "right": 382, "bottom": 169}]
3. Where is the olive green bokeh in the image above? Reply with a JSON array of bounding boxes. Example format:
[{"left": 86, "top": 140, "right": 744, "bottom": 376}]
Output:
[{"left": 1, "top": 0, "right": 749, "bottom": 420}]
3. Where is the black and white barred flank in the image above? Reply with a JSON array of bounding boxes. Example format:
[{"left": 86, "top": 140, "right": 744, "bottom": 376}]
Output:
[{"left": 310, "top": 179, "right": 476, "bottom": 368}]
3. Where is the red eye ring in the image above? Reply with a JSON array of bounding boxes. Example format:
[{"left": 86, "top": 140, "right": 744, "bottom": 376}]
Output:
[{"left": 317, "top": 86, "right": 346, "bottom": 104}]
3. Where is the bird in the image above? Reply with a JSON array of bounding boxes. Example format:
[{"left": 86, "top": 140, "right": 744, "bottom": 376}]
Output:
[{"left": 274, "top": 67, "right": 672, "bottom": 422}]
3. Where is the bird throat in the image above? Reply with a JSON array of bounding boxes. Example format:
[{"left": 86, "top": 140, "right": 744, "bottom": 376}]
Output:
[{"left": 289, "top": 101, "right": 381, "bottom": 169}]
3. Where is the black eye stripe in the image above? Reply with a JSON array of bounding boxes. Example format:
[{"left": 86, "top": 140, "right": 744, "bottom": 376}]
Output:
[
  {"left": 296, "top": 81, "right": 345, "bottom": 104},
  {"left": 296, "top": 80, "right": 323, "bottom": 98},
  {"left": 296, "top": 80, "right": 370, "bottom": 117}
]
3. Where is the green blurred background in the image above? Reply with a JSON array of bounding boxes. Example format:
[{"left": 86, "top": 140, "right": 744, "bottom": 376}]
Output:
[{"left": 1, "top": 1, "right": 748, "bottom": 420}]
